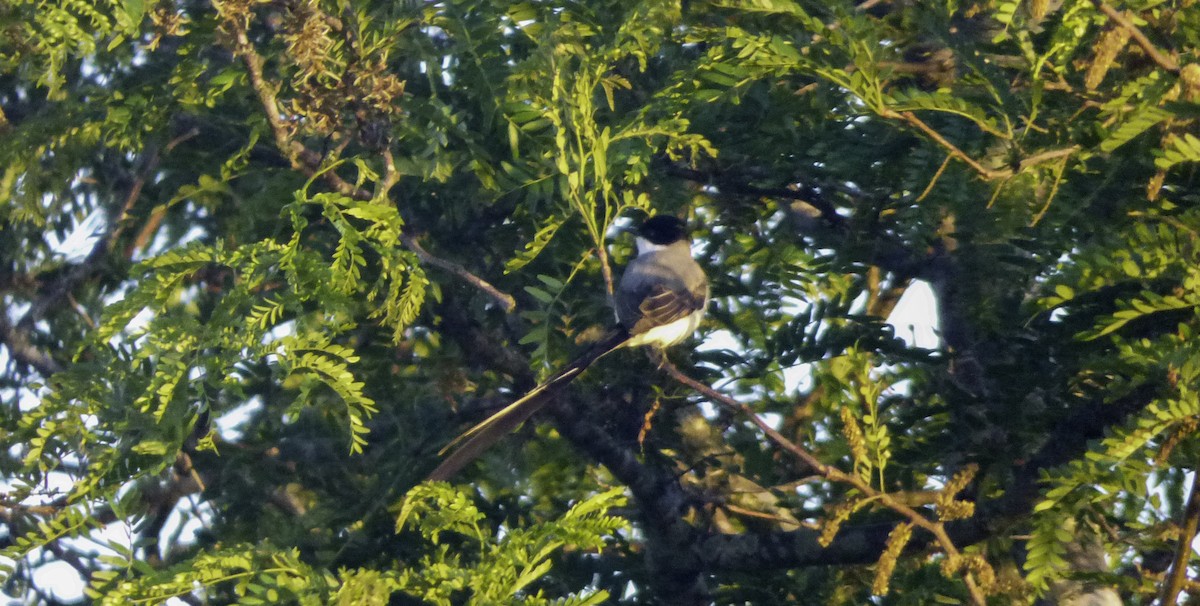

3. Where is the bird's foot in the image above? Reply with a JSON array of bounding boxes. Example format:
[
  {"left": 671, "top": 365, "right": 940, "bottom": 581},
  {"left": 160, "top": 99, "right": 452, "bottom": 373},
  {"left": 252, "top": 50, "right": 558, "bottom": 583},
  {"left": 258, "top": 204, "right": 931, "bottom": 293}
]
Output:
[{"left": 646, "top": 348, "right": 667, "bottom": 368}]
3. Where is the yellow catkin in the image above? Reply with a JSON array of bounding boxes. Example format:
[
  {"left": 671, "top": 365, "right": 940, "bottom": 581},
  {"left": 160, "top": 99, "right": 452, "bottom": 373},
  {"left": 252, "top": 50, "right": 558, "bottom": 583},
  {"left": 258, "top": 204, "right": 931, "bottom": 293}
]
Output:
[
  {"left": 1085, "top": 25, "right": 1132, "bottom": 90},
  {"left": 1029, "top": 0, "right": 1050, "bottom": 21},
  {"left": 937, "top": 463, "right": 979, "bottom": 520},
  {"left": 872, "top": 522, "right": 913, "bottom": 595},
  {"left": 1181, "top": 64, "right": 1200, "bottom": 102},
  {"left": 819, "top": 499, "right": 860, "bottom": 547},
  {"left": 839, "top": 407, "right": 868, "bottom": 467}
]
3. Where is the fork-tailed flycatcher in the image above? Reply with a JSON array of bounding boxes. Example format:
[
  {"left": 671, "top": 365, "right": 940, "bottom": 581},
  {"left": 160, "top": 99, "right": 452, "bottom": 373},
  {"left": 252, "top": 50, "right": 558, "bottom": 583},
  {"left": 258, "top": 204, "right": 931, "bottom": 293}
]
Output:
[{"left": 427, "top": 215, "right": 708, "bottom": 481}]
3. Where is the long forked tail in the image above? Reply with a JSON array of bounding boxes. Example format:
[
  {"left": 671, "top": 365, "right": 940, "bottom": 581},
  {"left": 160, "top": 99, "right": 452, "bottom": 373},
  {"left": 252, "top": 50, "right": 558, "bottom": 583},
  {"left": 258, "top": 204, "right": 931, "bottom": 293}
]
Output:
[{"left": 426, "top": 327, "right": 630, "bottom": 481}]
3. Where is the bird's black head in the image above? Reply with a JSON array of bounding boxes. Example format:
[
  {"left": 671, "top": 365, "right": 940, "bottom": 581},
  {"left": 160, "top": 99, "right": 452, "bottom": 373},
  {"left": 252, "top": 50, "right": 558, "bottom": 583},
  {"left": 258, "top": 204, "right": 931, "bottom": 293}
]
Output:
[{"left": 637, "top": 215, "right": 689, "bottom": 245}]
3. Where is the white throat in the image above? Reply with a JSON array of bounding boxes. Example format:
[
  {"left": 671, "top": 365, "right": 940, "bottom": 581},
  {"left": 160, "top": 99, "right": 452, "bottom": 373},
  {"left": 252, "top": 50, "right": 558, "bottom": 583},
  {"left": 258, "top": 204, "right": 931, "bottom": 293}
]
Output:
[{"left": 636, "top": 236, "right": 669, "bottom": 255}]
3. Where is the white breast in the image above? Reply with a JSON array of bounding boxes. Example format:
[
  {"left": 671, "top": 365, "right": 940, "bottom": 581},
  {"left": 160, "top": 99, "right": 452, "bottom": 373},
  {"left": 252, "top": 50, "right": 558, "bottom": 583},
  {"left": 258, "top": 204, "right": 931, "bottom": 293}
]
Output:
[{"left": 624, "top": 311, "right": 704, "bottom": 349}]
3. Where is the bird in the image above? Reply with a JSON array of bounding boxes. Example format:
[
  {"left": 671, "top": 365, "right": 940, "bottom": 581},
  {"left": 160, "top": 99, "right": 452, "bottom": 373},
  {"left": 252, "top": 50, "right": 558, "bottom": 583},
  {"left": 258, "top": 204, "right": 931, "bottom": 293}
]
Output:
[{"left": 427, "top": 215, "right": 709, "bottom": 481}]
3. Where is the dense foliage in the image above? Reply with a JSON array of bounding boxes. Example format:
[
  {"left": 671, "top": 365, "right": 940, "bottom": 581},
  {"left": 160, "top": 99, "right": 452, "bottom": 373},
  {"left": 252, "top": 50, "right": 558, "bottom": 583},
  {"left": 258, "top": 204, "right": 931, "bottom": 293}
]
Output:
[{"left": 2, "top": 0, "right": 1199, "bottom": 603}]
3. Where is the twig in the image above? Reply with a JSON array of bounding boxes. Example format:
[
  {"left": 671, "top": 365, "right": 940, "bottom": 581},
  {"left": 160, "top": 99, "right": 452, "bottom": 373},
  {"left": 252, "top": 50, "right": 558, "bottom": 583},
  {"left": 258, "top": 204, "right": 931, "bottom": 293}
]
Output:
[
  {"left": 399, "top": 233, "right": 516, "bottom": 311},
  {"left": 1018, "top": 146, "right": 1080, "bottom": 170},
  {"left": 889, "top": 111, "right": 997, "bottom": 178},
  {"left": 916, "top": 154, "right": 952, "bottom": 203},
  {"left": 1160, "top": 475, "right": 1200, "bottom": 604},
  {"left": 661, "top": 360, "right": 988, "bottom": 605},
  {"left": 1092, "top": 1, "right": 1179, "bottom": 73},
  {"left": 227, "top": 22, "right": 304, "bottom": 171},
  {"left": 1029, "top": 156, "right": 1070, "bottom": 226},
  {"left": 722, "top": 502, "right": 806, "bottom": 529},
  {"left": 887, "top": 110, "right": 1080, "bottom": 182}
]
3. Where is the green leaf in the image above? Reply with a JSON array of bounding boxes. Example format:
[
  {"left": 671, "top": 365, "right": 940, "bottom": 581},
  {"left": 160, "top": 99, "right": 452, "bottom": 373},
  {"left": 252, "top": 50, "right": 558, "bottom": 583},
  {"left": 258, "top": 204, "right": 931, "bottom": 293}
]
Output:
[
  {"left": 525, "top": 286, "right": 554, "bottom": 303},
  {"left": 1100, "top": 106, "right": 1172, "bottom": 152}
]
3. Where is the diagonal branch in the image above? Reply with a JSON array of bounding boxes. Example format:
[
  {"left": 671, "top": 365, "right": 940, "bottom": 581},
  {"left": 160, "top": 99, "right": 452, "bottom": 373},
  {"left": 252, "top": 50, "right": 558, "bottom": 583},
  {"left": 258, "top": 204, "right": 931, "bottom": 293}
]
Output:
[
  {"left": 3, "top": 130, "right": 196, "bottom": 377},
  {"left": 690, "top": 378, "right": 1155, "bottom": 573},
  {"left": 883, "top": 110, "right": 1080, "bottom": 182},
  {"left": 1092, "top": 1, "right": 1179, "bottom": 73},
  {"left": 399, "top": 233, "right": 515, "bottom": 312},
  {"left": 17, "top": 129, "right": 196, "bottom": 335},
  {"left": 1160, "top": 474, "right": 1200, "bottom": 604},
  {"left": 0, "top": 312, "right": 61, "bottom": 376}
]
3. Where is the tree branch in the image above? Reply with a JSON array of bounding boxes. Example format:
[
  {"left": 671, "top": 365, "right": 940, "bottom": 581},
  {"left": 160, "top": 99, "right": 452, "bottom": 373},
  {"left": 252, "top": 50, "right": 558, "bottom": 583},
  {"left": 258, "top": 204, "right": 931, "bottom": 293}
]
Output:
[
  {"left": 883, "top": 110, "right": 1080, "bottom": 181},
  {"left": 1160, "top": 474, "right": 1200, "bottom": 604},
  {"left": 400, "top": 233, "right": 516, "bottom": 312},
  {"left": 1092, "top": 1, "right": 1179, "bottom": 73},
  {"left": 0, "top": 311, "right": 62, "bottom": 376},
  {"left": 42, "top": 536, "right": 93, "bottom": 580},
  {"left": 550, "top": 392, "right": 713, "bottom": 605},
  {"left": 430, "top": 257, "right": 1155, "bottom": 595}
]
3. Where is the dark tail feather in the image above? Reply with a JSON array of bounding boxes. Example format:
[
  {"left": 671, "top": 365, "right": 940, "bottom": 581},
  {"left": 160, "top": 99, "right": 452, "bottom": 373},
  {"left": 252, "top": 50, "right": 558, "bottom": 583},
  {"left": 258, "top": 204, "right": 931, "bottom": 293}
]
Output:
[{"left": 426, "top": 327, "right": 630, "bottom": 482}]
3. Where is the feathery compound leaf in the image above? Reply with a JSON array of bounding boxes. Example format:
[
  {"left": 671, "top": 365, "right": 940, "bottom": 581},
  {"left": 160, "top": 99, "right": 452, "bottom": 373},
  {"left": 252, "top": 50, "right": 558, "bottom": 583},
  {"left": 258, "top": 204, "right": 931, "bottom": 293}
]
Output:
[
  {"left": 1083, "top": 289, "right": 1197, "bottom": 339},
  {"left": 279, "top": 336, "right": 378, "bottom": 453},
  {"left": 247, "top": 296, "right": 287, "bottom": 331},
  {"left": 92, "top": 544, "right": 320, "bottom": 605},
  {"left": 393, "top": 484, "right": 626, "bottom": 604},
  {"left": 1156, "top": 133, "right": 1200, "bottom": 170},
  {"left": 506, "top": 215, "right": 567, "bottom": 274},
  {"left": 369, "top": 252, "right": 428, "bottom": 344},
  {"left": 1023, "top": 511, "right": 1072, "bottom": 592},
  {"left": 886, "top": 89, "right": 1006, "bottom": 138},
  {"left": 0, "top": 502, "right": 102, "bottom": 571},
  {"left": 1101, "top": 106, "right": 1172, "bottom": 152}
]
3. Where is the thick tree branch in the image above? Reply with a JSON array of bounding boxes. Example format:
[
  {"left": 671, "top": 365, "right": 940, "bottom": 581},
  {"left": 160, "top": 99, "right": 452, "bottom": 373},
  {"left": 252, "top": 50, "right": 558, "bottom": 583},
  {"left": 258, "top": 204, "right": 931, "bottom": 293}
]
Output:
[
  {"left": 1160, "top": 474, "right": 1200, "bottom": 604},
  {"left": 551, "top": 392, "right": 713, "bottom": 604},
  {"left": 0, "top": 312, "right": 62, "bottom": 376}
]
